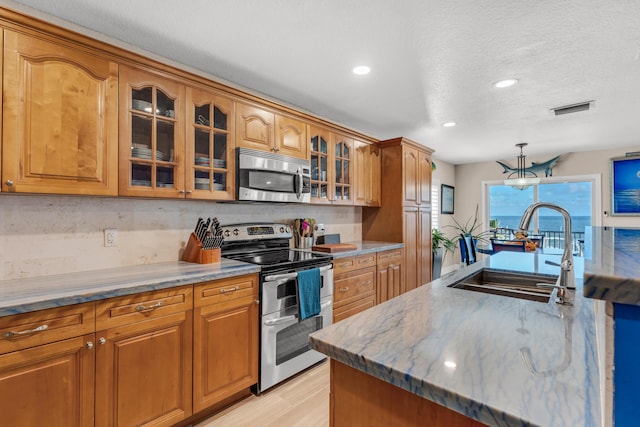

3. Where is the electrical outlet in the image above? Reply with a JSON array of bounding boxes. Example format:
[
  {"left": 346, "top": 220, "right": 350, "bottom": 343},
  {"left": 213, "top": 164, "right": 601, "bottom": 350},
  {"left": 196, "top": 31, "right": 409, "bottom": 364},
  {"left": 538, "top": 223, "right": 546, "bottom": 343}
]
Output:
[
  {"left": 104, "top": 228, "right": 118, "bottom": 247},
  {"left": 315, "top": 223, "right": 325, "bottom": 234}
]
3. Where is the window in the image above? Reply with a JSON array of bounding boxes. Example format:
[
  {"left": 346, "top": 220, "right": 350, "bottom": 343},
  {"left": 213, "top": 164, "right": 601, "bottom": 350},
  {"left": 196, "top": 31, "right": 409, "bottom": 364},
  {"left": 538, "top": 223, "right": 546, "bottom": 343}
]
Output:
[
  {"left": 431, "top": 183, "right": 439, "bottom": 229},
  {"left": 485, "top": 175, "right": 600, "bottom": 252}
]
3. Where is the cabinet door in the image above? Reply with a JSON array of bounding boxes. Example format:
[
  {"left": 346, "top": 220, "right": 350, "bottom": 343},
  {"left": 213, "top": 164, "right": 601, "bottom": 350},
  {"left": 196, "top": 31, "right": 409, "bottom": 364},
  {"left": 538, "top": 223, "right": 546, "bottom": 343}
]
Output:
[
  {"left": 0, "top": 334, "right": 95, "bottom": 427},
  {"left": 403, "top": 208, "right": 419, "bottom": 292},
  {"left": 236, "top": 103, "right": 274, "bottom": 152},
  {"left": 309, "top": 126, "right": 333, "bottom": 204},
  {"left": 377, "top": 250, "right": 404, "bottom": 303},
  {"left": 418, "top": 208, "right": 432, "bottom": 286},
  {"left": 275, "top": 114, "right": 308, "bottom": 159},
  {"left": 353, "top": 140, "right": 368, "bottom": 206},
  {"left": 193, "top": 296, "right": 258, "bottom": 412},
  {"left": 119, "top": 66, "right": 185, "bottom": 197},
  {"left": 333, "top": 133, "right": 353, "bottom": 205},
  {"left": 2, "top": 30, "right": 118, "bottom": 195},
  {"left": 186, "top": 87, "right": 235, "bottom": 200},
  {"left": 402, "top": 146, "right": 421, "bottom": 206},
  {"left": 368, "top": 144, "right": 382, "bottom": 207},
  {"left": 95, "top": 312, "right": 193, "bottom": 427},
  {"left": 418, "top": 150, "right": 432, "bottom": 205}
]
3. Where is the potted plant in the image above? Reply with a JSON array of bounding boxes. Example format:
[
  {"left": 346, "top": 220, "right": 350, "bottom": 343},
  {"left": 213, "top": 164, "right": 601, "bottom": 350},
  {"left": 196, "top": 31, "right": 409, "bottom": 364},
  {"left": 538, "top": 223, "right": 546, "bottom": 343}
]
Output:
[
  {"left": 445, "top": 205, "right": 492, "bottom": 262},
  {"left": 432, "top": 228, "right": 456, "bottom": 279}
]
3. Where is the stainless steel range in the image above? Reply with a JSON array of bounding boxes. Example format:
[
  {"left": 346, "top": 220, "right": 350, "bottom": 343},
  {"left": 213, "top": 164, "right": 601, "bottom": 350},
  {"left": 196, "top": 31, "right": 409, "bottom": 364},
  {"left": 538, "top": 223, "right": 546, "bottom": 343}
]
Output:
[{"left": 220, "top": 223, "right": 333, "bottom": 393}]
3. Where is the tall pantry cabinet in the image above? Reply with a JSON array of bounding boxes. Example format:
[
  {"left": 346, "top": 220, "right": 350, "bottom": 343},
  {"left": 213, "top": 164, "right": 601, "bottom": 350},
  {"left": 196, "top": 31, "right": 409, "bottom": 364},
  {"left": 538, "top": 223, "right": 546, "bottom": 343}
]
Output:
[{"left": 362, "top": 137, "right": 434, "bottom": 292}]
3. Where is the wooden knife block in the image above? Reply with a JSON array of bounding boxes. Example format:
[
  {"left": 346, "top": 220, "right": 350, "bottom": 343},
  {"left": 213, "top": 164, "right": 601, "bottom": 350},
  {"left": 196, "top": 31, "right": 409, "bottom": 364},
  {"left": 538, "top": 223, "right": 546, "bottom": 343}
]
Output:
[{"left": 182, "top": 233, "right": 221, "bottom": 264}]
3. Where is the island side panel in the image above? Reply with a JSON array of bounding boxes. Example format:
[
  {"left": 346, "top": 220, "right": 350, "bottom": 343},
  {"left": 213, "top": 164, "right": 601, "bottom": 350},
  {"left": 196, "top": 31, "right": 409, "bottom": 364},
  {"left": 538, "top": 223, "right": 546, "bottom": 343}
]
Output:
[{"left": 330, "top": 360, "right": 486, "bottom": 427}]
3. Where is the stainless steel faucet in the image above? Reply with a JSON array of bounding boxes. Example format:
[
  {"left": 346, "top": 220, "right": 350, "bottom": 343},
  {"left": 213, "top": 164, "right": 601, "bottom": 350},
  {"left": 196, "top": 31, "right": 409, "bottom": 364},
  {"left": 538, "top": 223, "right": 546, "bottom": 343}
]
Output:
[{"left": 518, "top": 202, "right": 575, "bottom": 305}]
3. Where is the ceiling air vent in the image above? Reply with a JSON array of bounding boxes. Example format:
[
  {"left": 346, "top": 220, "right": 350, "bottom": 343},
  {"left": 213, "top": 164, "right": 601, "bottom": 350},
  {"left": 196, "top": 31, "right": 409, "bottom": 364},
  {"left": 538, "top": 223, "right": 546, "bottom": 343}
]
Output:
[{"left": 551, "top": 101, "right": 594, "bottom": 116}]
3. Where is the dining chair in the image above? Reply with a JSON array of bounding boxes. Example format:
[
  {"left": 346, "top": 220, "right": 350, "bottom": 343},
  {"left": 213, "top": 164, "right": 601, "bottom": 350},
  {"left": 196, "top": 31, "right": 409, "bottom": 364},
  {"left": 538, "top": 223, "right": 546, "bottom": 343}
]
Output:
[
  {"left": 491, "top": 239, "right": 526, "bottom": 253},
  {"left": 459, "top": 233, "right": 477, "bottom": 265}
]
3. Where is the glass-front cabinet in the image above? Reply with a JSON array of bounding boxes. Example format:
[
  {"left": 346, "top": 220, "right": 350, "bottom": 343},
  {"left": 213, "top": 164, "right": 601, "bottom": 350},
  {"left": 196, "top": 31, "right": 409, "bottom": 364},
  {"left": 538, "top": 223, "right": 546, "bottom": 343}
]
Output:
[
  {"left": 333, "top": 133, "right": 353, "bottom": 204},
  {"left": 119, "top": 66, "right": 184, "bottom": 197},
  {"left": 309, "top": 126, "right": 332, "bottom": 204},
  {"left": 186, "top": 87, "right": 234, "bottom": 200}
]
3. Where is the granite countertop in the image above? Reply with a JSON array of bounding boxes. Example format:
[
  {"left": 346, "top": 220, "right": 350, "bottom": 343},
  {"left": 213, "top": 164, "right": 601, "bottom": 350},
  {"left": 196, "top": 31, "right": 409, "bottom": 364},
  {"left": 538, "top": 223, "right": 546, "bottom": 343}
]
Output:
[
  {"left": 310, "top": 251, "right": 603, "bottom": 427},
  {"left": 0, "top": 259, "right": 260, "bottom": 317},
  {"left": 326, "top": 240, "right": 405, "bottom": 258},
  {"left": 583, "top": 226, "right": 640, "bottom": 305}
]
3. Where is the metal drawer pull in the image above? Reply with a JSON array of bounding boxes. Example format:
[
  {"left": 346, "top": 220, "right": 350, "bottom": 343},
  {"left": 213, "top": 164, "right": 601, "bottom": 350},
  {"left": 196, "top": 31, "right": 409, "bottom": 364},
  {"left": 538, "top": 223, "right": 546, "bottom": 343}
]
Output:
[
  {"left": 339, "top": 287, "right": 350, "bottom": 292},
  {"left": 135, "top": 301, "right": 163, "bottom": 312},
  {"left": 364, "top": 280, "right": 372, "bottom": 285},
  {"left": 3, "top": 324, "right": 49, "bottom": 338},
  {"left": 220, "top": 286, "right": 240, "bottom": 294},
  {"left": 359, "top": 258, "right": 374, "bottom": 264},
  {"left": 86, "top": 341, "right": 94, "bottom": 349}
]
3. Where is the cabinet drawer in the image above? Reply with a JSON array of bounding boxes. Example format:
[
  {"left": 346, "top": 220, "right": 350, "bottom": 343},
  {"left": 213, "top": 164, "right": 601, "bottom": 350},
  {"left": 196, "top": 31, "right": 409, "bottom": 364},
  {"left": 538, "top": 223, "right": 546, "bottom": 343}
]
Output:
[
  {"left": 194, "top": 274, "right": 258, "bottom": 308},
  {"left": 334, "top": 267, "right": 376, "bottom": 306},
  {"left": 377, "top": 248, "right": 404, "bottom": 265},
  {"left": 333, "top": 295, "right": 375, "bottom": 323},
  {"left": 96, "top": 286, "right": 193, "bottom": 330},
  {"left": 333, "top": 253, "right": 377, "bottom": 274},
  {"left": 0, "top": 302, "right": 95, "bottom": 355}
]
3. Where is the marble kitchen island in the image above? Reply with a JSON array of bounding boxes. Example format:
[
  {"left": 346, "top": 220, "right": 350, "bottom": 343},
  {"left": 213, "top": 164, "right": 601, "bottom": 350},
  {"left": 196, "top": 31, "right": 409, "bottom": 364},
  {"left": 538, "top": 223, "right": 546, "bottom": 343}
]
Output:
[{"left": 310, "top": 251, "right": 605, "bottom": 427}]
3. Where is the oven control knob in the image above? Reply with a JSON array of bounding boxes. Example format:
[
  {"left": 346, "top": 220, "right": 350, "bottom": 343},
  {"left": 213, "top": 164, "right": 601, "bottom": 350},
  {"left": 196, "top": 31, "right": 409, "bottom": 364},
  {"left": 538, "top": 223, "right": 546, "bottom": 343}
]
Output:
[
  {"left": 285, "top": 226, "right": 290, "bottom": 233},
  {"left": 280, "top": 227, "right": 285, "bottom": 233},
  {"left": 233, "top": 228, "right": 239, "bottom": 236},
  {"left": 224, "top": 230, "right": 230, "bottom": 237}
]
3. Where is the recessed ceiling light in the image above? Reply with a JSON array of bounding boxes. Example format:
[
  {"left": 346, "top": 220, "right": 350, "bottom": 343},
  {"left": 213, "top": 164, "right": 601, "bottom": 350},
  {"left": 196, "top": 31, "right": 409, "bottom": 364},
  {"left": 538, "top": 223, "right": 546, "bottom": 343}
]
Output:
[
  {"left": 444, "top": 360, "right": 457, "bottom": 369},
  {"left": 352, "top": 65, "right": 371, "bottom": 75},
  {"left": 442, "top": 122, "right": 456, "bottom": 127},
  {"left": 493, "top": 78, "right": 519, "bottom": 88}
]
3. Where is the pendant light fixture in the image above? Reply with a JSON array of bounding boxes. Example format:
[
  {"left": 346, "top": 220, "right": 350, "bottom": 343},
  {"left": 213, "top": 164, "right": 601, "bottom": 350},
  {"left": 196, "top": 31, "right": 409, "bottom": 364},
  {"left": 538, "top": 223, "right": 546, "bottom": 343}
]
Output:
[{"left": 503, "top": 143, "right": 541, "bottom": 190}]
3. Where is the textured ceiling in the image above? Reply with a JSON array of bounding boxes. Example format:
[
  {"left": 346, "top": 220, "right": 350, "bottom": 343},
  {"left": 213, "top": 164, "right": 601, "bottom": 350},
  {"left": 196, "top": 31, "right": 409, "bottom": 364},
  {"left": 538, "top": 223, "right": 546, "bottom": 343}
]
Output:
[{"left": 7, "top": 0, "right": 640, "bottom": 164}]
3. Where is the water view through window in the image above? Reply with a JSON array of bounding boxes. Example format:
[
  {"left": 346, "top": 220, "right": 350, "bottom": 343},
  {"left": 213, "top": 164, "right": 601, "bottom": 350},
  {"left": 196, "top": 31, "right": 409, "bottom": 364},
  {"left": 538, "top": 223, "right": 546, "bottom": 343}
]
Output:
[{"left": 489, "top": 181, "right": 592, "bottom": 251}]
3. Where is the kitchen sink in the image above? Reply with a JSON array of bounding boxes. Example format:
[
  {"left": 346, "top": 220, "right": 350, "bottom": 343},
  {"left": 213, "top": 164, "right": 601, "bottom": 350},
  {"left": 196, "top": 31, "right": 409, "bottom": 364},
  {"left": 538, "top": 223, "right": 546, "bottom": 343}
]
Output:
[{"left": 448, "top": 269, "right": 557, "bottom": 303}]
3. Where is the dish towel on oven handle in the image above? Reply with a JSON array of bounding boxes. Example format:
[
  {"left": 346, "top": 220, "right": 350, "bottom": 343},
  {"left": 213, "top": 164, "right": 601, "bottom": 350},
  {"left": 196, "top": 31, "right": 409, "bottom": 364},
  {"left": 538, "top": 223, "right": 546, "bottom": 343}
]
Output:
[{"left": 296, "top": 267, "right": 321, "bottom": 321}]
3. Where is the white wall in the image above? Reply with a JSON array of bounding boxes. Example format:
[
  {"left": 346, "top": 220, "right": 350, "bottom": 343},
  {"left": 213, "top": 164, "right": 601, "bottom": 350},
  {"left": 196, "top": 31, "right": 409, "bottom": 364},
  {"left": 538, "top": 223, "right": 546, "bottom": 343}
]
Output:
[{"left": 0, "top": 194, "right": 361, "bottom": 280}]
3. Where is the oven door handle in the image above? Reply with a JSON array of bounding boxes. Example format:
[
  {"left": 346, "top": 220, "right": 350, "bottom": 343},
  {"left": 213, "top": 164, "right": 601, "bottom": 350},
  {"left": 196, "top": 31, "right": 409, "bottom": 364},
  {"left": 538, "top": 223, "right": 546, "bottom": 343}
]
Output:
[
  {"left": 263, "top": 265, "right": 333, "bottom": 282},
  {"left": 263, "top": 300, "right": 332, "bottom": 326},
  {"left": 264, "top": 315, "right": 297, "bottom": 326}
]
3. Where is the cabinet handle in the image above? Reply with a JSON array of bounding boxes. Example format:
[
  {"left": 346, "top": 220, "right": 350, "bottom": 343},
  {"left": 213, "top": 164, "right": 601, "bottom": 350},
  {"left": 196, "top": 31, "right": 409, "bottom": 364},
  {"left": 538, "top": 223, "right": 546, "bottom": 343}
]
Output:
[
  {"left": 98, "top": 337, "right": 106, "bottom": 345},
  {"left": 186, "top": 190, "right": 193, "bottom": 194},
  {"left": 178, "top": 190, "right": 186, "bottom": 194},
  {"left": 220, "top": 286, "right": 240, "bottom": 294},
  {"left": 86, "top": 341, "right": 94, "bottom": 349},
  {"left": 338, "top": 262, "right": 351, "bottom": 268},
  {"left": 359, "top": 258, "right": 374, "bottom": 264},
  {"left": 389, "top": 264, "right": 396, "bottom": 268},
  {"left": 339, "top": 287, "right": 350, "bottom": 292},
  {"left": 3, "top": 324, "right": 48, "bottom": 338},
  {"left": 364, "top": 280, "right": 372, "bottom": 286},
  {"left": 5, "top": 180, "right": 14, "bottom": 187},
  {"left": 135, "top": 301, "right": 163, "bottom": 312},
  {"left": 254, "top": 300, "right": 260, "bottom": 305}
]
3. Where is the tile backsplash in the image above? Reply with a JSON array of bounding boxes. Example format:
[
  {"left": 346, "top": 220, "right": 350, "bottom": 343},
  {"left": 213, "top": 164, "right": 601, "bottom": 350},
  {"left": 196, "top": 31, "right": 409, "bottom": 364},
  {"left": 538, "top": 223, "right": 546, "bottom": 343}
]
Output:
[{"left": 0, "top": 194, "right": 362, "bottom": 280}]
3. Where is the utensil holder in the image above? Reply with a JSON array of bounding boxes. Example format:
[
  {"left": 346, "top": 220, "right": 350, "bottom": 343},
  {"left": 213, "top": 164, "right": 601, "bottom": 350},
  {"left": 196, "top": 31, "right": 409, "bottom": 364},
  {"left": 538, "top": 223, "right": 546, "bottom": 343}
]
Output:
[
  {"left": 296, "top": 236, "right": 314, "bottom": 249},
  {"left": 182, "top": 233, "right": 221, "bottom": 264}
]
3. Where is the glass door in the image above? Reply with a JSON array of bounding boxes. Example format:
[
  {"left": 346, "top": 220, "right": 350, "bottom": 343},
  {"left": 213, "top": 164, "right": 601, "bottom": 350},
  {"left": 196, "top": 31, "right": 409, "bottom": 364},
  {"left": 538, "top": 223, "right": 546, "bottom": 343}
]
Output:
[
  {"left": 119, "top": 66, "right": 184, "bottom": 197},
  {"left": 333, "top": 134, "right": 353, "bottom": 204},
  {"left": 309, "top": 126, "right": 331, "bottom": 204},
  {"left": 187, "top": 88, "right": 234, "bottom": 200}
]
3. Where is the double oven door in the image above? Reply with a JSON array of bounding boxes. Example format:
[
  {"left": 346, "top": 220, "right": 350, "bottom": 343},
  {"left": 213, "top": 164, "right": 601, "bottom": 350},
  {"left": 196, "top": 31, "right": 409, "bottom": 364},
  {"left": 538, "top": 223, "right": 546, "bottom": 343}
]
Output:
[{"left": 259, "top": 264, "right": 333, "bottom": 392}]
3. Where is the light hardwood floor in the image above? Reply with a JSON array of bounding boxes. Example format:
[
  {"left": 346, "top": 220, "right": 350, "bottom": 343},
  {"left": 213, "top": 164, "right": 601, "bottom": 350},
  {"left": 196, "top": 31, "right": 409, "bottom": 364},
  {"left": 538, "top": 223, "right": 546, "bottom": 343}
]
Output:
[{"left": 195, "top": 361, "right": 329, "bottom": 427}]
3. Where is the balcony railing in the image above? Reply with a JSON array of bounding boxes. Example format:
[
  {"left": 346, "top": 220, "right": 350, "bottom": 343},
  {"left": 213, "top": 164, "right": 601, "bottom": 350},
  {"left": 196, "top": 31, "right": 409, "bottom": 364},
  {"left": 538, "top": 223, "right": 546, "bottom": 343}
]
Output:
[{"left": 490, "top": 228, "right": 585, "bottom": 256}]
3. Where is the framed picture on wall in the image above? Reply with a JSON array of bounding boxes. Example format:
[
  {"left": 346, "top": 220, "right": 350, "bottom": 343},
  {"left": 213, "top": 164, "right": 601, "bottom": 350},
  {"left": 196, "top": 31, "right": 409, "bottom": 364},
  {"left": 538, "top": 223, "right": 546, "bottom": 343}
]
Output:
[
  {"left": 441, "top": 184, "right": 454, "bottom": 214},
  {"left": 611, "top": 155, "right": 640, "bottom": 215}
]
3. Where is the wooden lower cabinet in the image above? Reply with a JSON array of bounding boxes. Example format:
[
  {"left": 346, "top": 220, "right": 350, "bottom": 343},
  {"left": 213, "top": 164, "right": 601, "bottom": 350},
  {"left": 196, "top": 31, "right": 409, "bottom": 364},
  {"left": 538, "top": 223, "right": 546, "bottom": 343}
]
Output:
[
  {"left": 193, "top": 274, "right": 259, "bottom": 413},
  {"left": 95, "top": 287, "right": 193, "bottom": 427},
  {"left": 0, "top": 334, "right": 95, "bottom": 427},
  {"left": 376, "top": 248, "right": 405, "bottom": 304},
  {"left": 333, "top": 254, "right": 377, "bottom": 322},
  {"left": 331, "top": 360, "right": 485, "bottom": 427}
]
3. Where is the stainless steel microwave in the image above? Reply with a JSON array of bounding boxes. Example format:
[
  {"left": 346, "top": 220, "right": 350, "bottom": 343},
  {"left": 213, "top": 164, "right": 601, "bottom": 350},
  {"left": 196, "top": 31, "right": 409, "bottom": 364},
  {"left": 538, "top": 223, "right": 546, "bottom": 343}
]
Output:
[{"left": 237, "top": 148, "right": 311, "bottom": 203}]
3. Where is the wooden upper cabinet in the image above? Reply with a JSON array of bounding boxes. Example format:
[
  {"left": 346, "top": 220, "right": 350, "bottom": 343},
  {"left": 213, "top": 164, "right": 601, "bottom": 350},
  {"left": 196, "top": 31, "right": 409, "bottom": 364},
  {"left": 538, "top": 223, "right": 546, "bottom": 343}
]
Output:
[
  {"left": 309, "top": 126, "right": 333, "bottom": 204},
  {"left": 186, "top": 87, "right": 235, "bottom": 200},
  {"left": 333, "top": 133, "right": 354, "bottom": 205},
  {"left": 418, "top": 149, "right": 432, "bottom": 205},
  {"left": 2, "top": 30, "right": 118, "bottom": 195},
  {"left": 236, "top": 103, "right": 307, "bottom": 159},
  {"left": 119, "top": 65, "right": 185, "bottom": 198},
  {"left": 275, "top": 115, "right": 307, "bottom": 159},
  {"left": 235, "top": 103, "right": 274, "bottom": 153},
  {"left": 402, "top": 145, "right": 420, "bottom": 206},
  {"left": 354, "top": 140, "right": 381, "bottom": 207}
]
